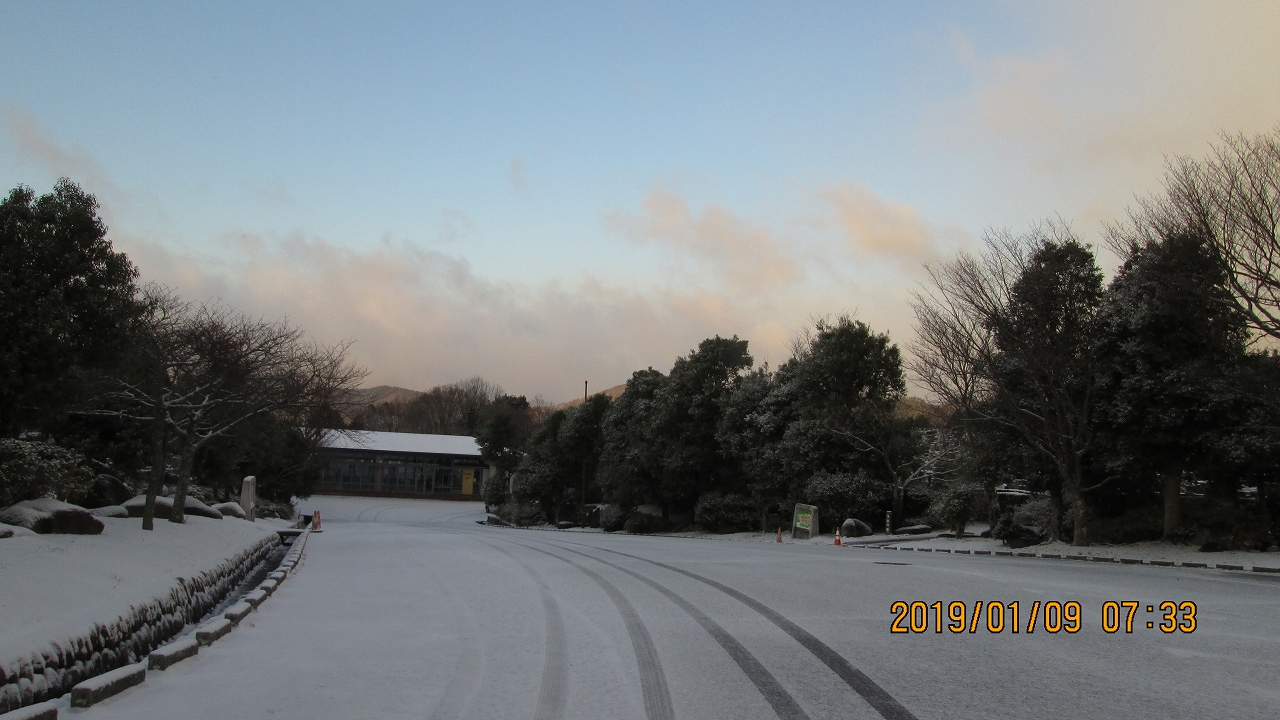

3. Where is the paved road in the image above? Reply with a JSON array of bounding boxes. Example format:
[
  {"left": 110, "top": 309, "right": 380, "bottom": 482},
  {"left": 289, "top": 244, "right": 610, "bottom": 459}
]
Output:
[{"left": 83, "top": 496, "right": 1280, "bottom": 720}]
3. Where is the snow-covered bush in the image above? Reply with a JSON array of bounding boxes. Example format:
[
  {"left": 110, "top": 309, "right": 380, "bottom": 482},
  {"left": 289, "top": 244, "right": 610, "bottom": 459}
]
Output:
[
  {"left": 694, "top": 491, "right": 757, "bottom": 533},
  {"left": 496, "top": 501, "right": 545, "bottom": 527},
  {"left": 0, "top": 439, "right": 95, "bottom": 508},
  {"left": 802, "top": 470, "right": 889, "bottom": 533},
  {"left": 599, "top": 504, "right": 628, "bottom": 532},
  {"left": 928, "top": 481, "right": 982, "bottom": 537}
]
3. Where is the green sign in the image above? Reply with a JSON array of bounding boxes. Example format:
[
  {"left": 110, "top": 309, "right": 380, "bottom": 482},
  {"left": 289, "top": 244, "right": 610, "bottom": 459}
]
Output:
[{"left": 792, "top": 503, "right": 819, "bottom": 540}]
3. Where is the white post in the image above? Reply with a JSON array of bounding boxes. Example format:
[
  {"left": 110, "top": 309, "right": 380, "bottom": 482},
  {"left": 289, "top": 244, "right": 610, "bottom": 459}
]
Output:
[{"left": 240, "top": 476, "right": 257, "bottom": 522}]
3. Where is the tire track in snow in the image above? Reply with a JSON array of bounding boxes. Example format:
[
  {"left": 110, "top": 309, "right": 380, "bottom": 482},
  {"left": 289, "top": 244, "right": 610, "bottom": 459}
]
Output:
[
  {"left": 426, "top": 581, "right": 486, "bottom": 720},
  {"left": 557, "top": 540, "right": 920, "bottom": 720},
  {"left": 544, "top": 542, "right": 811, "bottom": 720},
  {"left": 515, "top": 542, "right": 676, "bottom": 720},
  {"left": 479, "top": 541, "right": 569, "bottom": 720}
]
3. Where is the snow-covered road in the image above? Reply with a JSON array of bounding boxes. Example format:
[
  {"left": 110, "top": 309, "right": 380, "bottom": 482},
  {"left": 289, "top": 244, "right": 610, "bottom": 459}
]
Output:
[{"left": 79, "top": 496, "right": 1280, "bottom": 720}]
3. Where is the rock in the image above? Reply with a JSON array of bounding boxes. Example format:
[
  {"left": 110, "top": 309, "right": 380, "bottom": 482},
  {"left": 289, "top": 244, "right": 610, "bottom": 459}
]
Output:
[
  {"left": 485, "top": 514, "right": 511, "bottom": 527},
  {"left": 49, "top": 509, "right": 105, "bottom": 534},
  {"left": 841, "top": 518, "right": 873, "bottom": 538},
  {"left": 122, "top": 495, "right": 174, "bottom": 518},
  {"left": 556, "top": 520, "right": 578, "bottom": 529},
  {"left": 896, "top": 524, "right": 933, "bottom": 535},
  {"left": 0, "top": 521, "right": 35, "bottom": 538},
  {"left": 82, "top": 475, "right": 135, "bottom": 509},
  {"left": 178, "top": 496, "right": 223, "bottom": 519},
  {"left": 979, "top": 528, "right": 992, "bottom": 538},
  {"left": 0, "top": 506, "right": 53, "bottom": 533},
  {"left": 212, "top": 502, "right": 247, "bottom": 519},
  {"left": 90, "top": 505, "right": 129, "bottom": 518},
  {"left": 8, "top": 500, "right": 104, "bottom": 534},
  {"left": 1266, "top": 545, "right": 1280, "bottom": 553},
  {"left": 0, "top": 525, "right": 11, "bottom": 539}
]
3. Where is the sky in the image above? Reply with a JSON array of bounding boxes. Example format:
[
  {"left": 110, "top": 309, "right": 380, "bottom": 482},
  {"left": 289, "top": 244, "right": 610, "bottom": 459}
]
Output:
[{"left": 3, "top": 1, "right": 1280, "bottom": 403}]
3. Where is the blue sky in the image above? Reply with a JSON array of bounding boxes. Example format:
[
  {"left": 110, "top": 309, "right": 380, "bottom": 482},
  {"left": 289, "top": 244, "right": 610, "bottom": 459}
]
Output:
[{"left": 4, "top": 2, "right": 1279, "bottom": 401}]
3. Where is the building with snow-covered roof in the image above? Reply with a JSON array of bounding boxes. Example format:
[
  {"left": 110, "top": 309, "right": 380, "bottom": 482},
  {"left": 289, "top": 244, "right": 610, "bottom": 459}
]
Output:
[{"left": 314, "top": 430, "right": 491, "bottom": 499}]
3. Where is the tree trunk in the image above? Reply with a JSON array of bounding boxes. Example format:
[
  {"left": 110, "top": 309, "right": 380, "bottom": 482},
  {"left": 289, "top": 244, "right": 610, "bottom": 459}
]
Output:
[
  {"left": 1071, "top": 487, "right": 1088, "bottom": 546},
  {"left": 892, "top": 485, "right": 904, "bottom": 531},
  {"left": 1161, "top": 471, "right": 1181, "bottom": 542},
  {"left": 169, "top": 444, "right": 194, "bottom": 524},
  {"left": 1047, "top": 483, "right": 1064, "bottom": 542},
  {"left": 143, "top": 411, "right": 166, "bottom": 531}
]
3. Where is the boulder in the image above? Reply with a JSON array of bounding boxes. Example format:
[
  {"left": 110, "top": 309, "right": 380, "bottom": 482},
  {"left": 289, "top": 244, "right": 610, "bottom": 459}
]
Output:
[
  {"left": 485, "top": 514, "right": 512, "bottom": 527},
  {"left": 0, "top": 501, "right": 103, "bottom": 535},
  {"left": 82, "top": 475, "right": 135, "bottom": 509},
  {"left": 123, "top": 495, "right": 174, "bottom": 517},
  {"left": 841, "top": 518, "right": 873, "bottom": 538},
  {"left": 47, "top": 509, "right": 105, "bottom": 535},
  {"left": 0, "top": 521, "right": 36, "bottom": 538},
  {"left": 896, "top": 524, "right": 933, "bottom": 535},
  {"left": 179, "top": 496, "right": 222, "bottom": 519},
  {"left": 89, "top": 505, "right": 129, "bottom": 518},
  {"left": 212, "top": 502, "right": 247, "bottom": 520},
  {"left": 0, "top": 506, "right": 53, "bottom": 533},
  {"left": 556, "top": 520, "right": 578, "bottom": 529}
]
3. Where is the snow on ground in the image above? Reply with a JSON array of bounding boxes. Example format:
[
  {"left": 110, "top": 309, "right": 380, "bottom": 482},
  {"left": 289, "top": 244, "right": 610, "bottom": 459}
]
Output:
[
  {"left": 0, "top": 514, "right": 290, "bottom": 663},
  {"left": 858, "top": 534, "right": 1280, "bottom": 568}
]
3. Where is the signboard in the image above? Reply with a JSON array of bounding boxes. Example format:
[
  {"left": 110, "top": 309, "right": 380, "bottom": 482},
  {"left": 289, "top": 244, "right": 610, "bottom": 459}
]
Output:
[
  {"left": 792, "top": 503, "right": 819, "bottom": 540},
  {"left": 461, "top": 469, "right": 475, "bottom": 495}
]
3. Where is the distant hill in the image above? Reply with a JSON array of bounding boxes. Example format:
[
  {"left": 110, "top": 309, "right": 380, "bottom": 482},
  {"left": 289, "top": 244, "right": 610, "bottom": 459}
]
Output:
[
  {"left": 350, "top": 385, "right": 425, "bottom": 406},
  {"left": 554, "top": 383, "right": 627, "bottom": 410}
]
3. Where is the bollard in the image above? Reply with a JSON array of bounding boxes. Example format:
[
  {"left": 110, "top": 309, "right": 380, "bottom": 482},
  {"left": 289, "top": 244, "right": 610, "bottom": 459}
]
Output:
[
  {"left": 311, "top": 509, "right": 323, "bottom": 532},
  {"left": 241, "top": 476, "right": 257, "bottom": 522},
  {"left": 775, "top": 526, "right": 782, "bottom": 543},
  {"left": 886, "top": 510, "right": 892, "bottom": 535}
]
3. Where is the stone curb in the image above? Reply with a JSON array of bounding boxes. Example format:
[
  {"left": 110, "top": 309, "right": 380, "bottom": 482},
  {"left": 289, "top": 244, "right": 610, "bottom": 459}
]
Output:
[
  {"left": 147, "top": 637, "right": 199, "bottom": 671},
  {"left": 195, "top": 618, "right": 234, "bottom": 646},
  {"left": 3, "top": 700, "right": 57, "bottom": 720},
  {"left": 224, "top": 601, "right": 254, "bottom": 624},
  {"left": 0, "top": 528, "right": 313, "bottom": 718},
  {"left": 69, "top": 663, "right": 145, "bottom": 708},
  {"left": 849, "top": 543, "right": 1280, "bottom": 574}
]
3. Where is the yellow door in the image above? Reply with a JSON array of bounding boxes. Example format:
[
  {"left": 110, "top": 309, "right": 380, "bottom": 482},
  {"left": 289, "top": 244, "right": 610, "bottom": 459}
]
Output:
[{"left": 462, "top": 469, "right": 474, "bottom": 495}]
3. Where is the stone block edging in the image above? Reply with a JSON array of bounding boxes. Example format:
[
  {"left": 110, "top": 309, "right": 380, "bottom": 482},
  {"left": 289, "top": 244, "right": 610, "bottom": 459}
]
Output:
[
  {"left": 0, "top": 532, "right": 279, "bottom": 716},
  {"left": 849, "top": 542, "right": 1280, "bottom": 574}
]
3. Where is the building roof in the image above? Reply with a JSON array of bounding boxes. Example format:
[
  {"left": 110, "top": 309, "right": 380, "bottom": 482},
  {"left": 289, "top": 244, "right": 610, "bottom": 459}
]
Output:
[{"left": 320, "top": 430, "right": 482, "bottom": 457}]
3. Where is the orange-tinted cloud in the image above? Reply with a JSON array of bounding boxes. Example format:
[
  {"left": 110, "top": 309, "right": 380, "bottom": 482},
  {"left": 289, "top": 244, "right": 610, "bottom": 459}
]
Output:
[
  {"left": 605, "top": 188, "right": 802, "bottom": 292},
  {"left": 823, "top": 183, "right": 936, "bottom": 261},
  {"left": 118, "top": 232, "right": 797, "bottom": 402}
]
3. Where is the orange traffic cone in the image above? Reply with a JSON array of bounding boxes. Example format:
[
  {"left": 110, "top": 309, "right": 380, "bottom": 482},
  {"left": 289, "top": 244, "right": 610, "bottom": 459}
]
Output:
[
  {"left": 311, "top": 510, "right": 323, "bottom": 532},
  {"left": 834, "top": 527, "right": 842, "bottom": 546},
  {"left": 775, "top": 527, "right": 782, "bottom": 543}
]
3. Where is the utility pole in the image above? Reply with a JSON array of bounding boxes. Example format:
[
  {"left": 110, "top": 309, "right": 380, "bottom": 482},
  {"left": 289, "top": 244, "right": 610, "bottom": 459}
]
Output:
[{"left": 580, "top": 380, "right": 588, "bottom": 528}]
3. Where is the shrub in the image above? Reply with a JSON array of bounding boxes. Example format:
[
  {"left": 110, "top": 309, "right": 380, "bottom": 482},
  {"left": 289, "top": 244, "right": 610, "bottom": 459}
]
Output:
[
  {"left": 928, "top": 482, "right": 982, "bottom": 537},
  {"left": 624, "top": 512, "right": 669, "bottom": 534},
  {"left": 600, "top": 504, "right": 628, "bottom": 532},
  {"left": 497, "top": 501, "right": 546, "bottom": 527},
  {"left": 0, "top": 439, "right": 96, "bottom": 508},
  {"left": 694, "top": 491, "right": 757, "bottom": 533},
  {"left": 802, "top": 470, "right": 889, "bottom": 533}
]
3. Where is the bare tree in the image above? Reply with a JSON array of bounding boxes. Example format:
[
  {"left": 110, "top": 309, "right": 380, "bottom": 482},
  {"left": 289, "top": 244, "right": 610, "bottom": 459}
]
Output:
[
  {"left": 1125, "top": 128, "right": 1280, "bottom": 342},
  {"left": 93, "top": 286, "right": 366, "bottom": 526},
  {"left": 834, "top": 417, "right": 958, "bottom": 530},
  {"left": 910, "top": 222, "right": 1104, "bottom": 544}
]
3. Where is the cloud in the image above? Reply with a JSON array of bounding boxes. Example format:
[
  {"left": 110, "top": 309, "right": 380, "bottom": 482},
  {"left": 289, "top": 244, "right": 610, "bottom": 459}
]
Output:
[
  {"left": 510, "top": 156, "right": 526, "bottom": 192},
  {"left": 823, "top": 183, "right": 937, "bottom": 262},
  {"left": 3, "top": 106, "right": 127, "bottom": 207},
  {"left": 605, "top": 188, "right": 802, "bottom": 292},
  {"left": 117, "top": 232, "right": 799, "bottom": 402}
]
